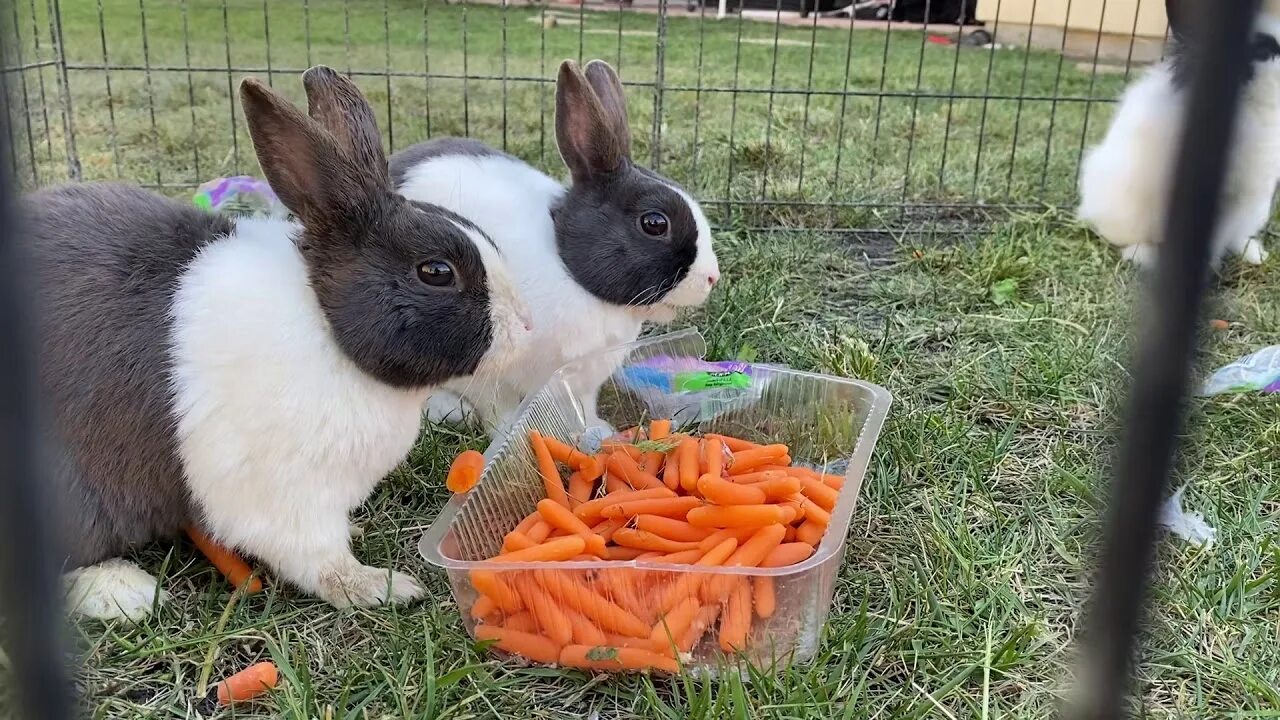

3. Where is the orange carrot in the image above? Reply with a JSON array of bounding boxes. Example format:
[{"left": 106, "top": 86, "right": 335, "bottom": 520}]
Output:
[
  {"left": 649, "top": 596, "right": 700, "bottom": 652},
  {"left": 753, "top": 576, "right": 776, "bottom": 618},
  {"left": 696, "top": 473, "right": 767, "bottom": 506},
  {"left": 604, "top": 633, "right": 672, "bottom": 652},
  {"left": 537, "top": 499, "right": 607, "bottom": 557},
  {"left": 780, "top": 498, "right": 806, "bottom": 524},
  {"left": 591, "top": 518, "right": 627, "bottom": 544},
  {"left": 726, "top": 445, "right": 791, "bottom": 475},
  {"left": 216, "top": 661, "right": 278, "bottom": 705},
  {"left": 703, "top": 437, "right": 724, "bottom": 477},
  {"left": 798, "top": 497, "right": 832, "bottom": 526},
  {"left": 635, "top": 515, "right": 715, "bottom": 543},
  {"left": 798, "top": 476, "right": 839, "bottom": 512},
  {"left": 661, "top": 452, "right": 681, "bottom": 491},
  {"left": 658, "top": 537, "right": 739, "bottom": 614},
  {"left": 529, "top": 431, "right": 570, "bottom": 507},
  {"left": 742, "top": 474, "right": 803, "bottom": 499},
  {"left": 566, "top": 607, "right": 608, "bottom": 646},
  {"left": 514, "top": 575, "right": 574, "bottom": 646},
  {"left": 718, "top": 580, "right": 752, "bottom": 652},
  {"left": 501, "top": 531, "right": 537, "bottom": 553},
  {"left": 470, "top": 570, "right": 523, "bottom": 613},
  {"left": 605, "top": 475, "right": 631, "bottom": 494},
  {"left": 729, "top": 469, "right": 789, "bottom": 485},
  {"left": 559, "top": 644, "right": 679, "bottom": 674},
  {"left": 651, "top": 549, "right": 703, "bottom": 564},
  {"left": 186, "top": 527, "right": 262, "bottom": 594},
  {"left": 533, "top": 571, "right": 651, "bottom": 638},
  {"left": 795, "top": 520, "right": 826, "bottom": 546},
  {"left": 783, "top": 526, "right": 797, "bottom": 543},
  {"left": 677, "top": 438, "right": 700, "bottom": 492},
  {"left": 822, "top": 473, "right": 845, "bottom": 490},
  {"left": 642, "top": 419, "right": 673, "bottom": 475},
  {"left": 502, "top": 611, "right": 539, "bottom": 634},
  {"left": 596, "top": 568, "right": 649, "bottom": 621},
  {"left": 601, "top": 496, "right": 703, "bottom": 520},
  {"left": 599, "top": 441, "right": 644, "bottom": 461},
  {"left": 677, "top": 604, "right": 721, "bottom": 653},
  {"left": 526, "top": 520, "right": 552, "bottom": 544},
  {"left": 567, "top": 471, "right": 595, "bottom": 504},
  {"left": 544, "top": 436, "right": 594, "bottom": 472},
  {"left": 761, "top": 542, "right": 815, "bottom": 568},
  {"left": 704, "top": 524, "right": 787, "bottom": 601},
  {"left": 578, "top": 455, "right": 605, "bottom": 483},
  {"left": 706, "top": 434, "right": 761, "bottom": 453},
  {"left": 604, "top": 546, "right": 648, "bottom": 561},
  {"left": 697, "top": 527, "right": 757, "bottom": 553},
  {"left": 605, "top": 451, "right": 665, "bottom": 490},
  {"left": 512, "top": 512, "right": 541, "bottom": 536},
  {"left": 487, "top": 536, "right": 585, "bottom": 563},
  {"left": 575, "top": 487, "right": 675, "bottom": 521},
  {"left": 446, "top": 450, "right": 485, "bottom": 493},
  {"left": 613, "top": 528, "right": 701, "bottom": 554},
  {"left": 687, "top": 504, "right": 794, "bottom": 528},
  {"left": 475, "top": 625, "right": 562, "bottom": 665},
  {"left": 470, "top": 595, "right": 498, "bottom": 620}
]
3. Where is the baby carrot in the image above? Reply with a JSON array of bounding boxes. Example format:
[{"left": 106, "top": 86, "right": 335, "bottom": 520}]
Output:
[
  {"left": 567, "top": 471, "right": 594, "bottom": 504},
  {"left": 730, "top": 469, "right": 789, "bottom": 485},
  {"left": 753, "top": 576, "right": 776, "bottom": 618},
  {"left": 526, "top": 520, "right": 552, "bottom": 544},
  {"left": 215, "top": 661, "right": 278, "bottom": 705},
  {"left": 635, "top": 515, "right": 715, "bottom": 543},
  {"left": 575, "top": 487, "right": 675, "bottom": 521},
  {"left": 697, "top": 527, "right": 756, "bottom": 553},
  {"left": 662, "top": 453, "right": 681, "bottom": 491},
  {"left": 795, "top": 520, "right": 826, "bottom": 546},
  {"left": 487, "top": 536, "right": 585, "bottom": 563},
  {"left": 686, "top": 504, "right": 794, "bottom": 529},
  {"left": 702, "top": 437, "right": 724, "bottom": 477},
  {"left": 642, "top": 419, "right": 673, "bottom": 475},
  {"left": 529, "top": 431, "right": 570, "bottom": 507},
  {"left": 599, "top": 441, "right": 644, "bottom": 461},
  {"left": 604, "top": 634, "right": 672, "bottom": 652},
  {"left": 780, "top": 498, "right": 806, "bottom": 524},
  {"left": 677, "top": 438, "right": 700, "bottom": 492},
  {"left": 601, "top": 496, "right": 703, "bottom": 520},
  {"left": 718, "top": 580, "right": 752, "bottom": 653},
  {"left": 822, "top": 473, "right": 845, "bottom": 490},
  {"left": 726, "top": 445, "right": 791, "bottom": 475},
  {"left": 706, "top": 433, "right": 761, "bottom": 453},
  {"left": 658, "top": 537, "right": 739, "bottom": 614},
  {"left": 537, "top": 499, "right": 607, "bottom": 557},
  {"left": 475, "top": 625, "right": 562, "bottom": 665},
  {"left": 501, "top": 531, "right": 537, "bottom": 553},
  {"left": 743, "top": 475, "right": 803, "bottom": 500},
  {"left": 591, "top": 517, "right": 627, "bottom": 544},
  {"left": 502, "top": 611, "right": 539, "bottom": 634},
  {"left": 613, "top": 528, "right": 701, "bottom": 554},
  {"left": 761, "top": 542, "right": 815, "bottom": 568},
  {"left": 798, "top": 497, "right": 832, "bottom": 526},
  {"left": 533, "top": 571, "right": 651, "bottom": 638},
  {"left": 566, "top": 607, "right": 608, "bottom": 646},
  {"left": 514, "top": 575, "right": 574, "bottom": 646},
  {"left": 596, "top": 568, "right": 649, "bottom": 621},
  {"left": 470, "top": 570, "right": 523, "bottom": 613},
  {"left": 512, "top": 511, "right": 541, "bottom": 536},
  {"left": 651, "top": 549, "right": 704, "bottom": 565},
  {"left": 649, "top": 596, "right": 700, "bottom": 652},
  {"left": 543, "top": 436, "right": 594, "bottom": 472},
  {"left": 186, "top": 527, "right": 262, "bottom": 594},
  {"left": 704, "top": 524, "right": 787, "bottom": 601},
  {"left": 446, "top": 450, "right": 485, "bottom": 493},
  {"left": 605, "top": 475, "right": 631, "bottom": 494},
  {"left": 559, "top": 645, "right": 680, "bottom": 674},
  {"left": 798, "top": 476, "right": 840, "bottom": 512},
  {"left": 677, "top": 604, "right": 721, "bottom": 653},
  {"left": 696, "top": 473, "right": 767, "bottom": 506},
  {"left": 470, "top": 595, "right": 498, "bottom": 620},
  {"left": 783, "top": 526, "right": 797, "bottom": 543},
  {"left": 605, "top": 546, "right": 648, "bottom": 561},
  {"left": 605, "top": 451, "right": 665, "bottom": 490}
]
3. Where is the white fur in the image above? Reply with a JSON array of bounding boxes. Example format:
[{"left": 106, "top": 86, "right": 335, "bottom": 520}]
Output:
[
  {"left": 1078, "top": 16, "right": 1280, "bottom": 268},
  {"left": 167, "top": 216, "right": 525, "bottom": 609},
  {"left": 399, "top": 153, "right": 720, "bottom": 433},
  {"left": 65, "top": 559, "right": 165, "bottom": 621}
]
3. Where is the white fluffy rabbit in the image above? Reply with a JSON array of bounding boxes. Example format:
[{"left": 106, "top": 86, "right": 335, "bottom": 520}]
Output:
[
  {"left": 389, "top": 59, "right": 720, "bottom": 435},
  {"left": 28, "top": 66, "right": 529, "bottom": 620},
  {"left": 1078, "top": 0, "right": 1280, "bottom": 268}
]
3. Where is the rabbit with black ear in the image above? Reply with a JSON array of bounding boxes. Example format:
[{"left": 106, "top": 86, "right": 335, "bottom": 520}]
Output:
[
  {"left": 389, "top": 59, "right": 720, "bottom": 434},
  {"left": 29, "top": 66, "right": 528, "bottom": 620},
  {"left": 1078, "top": 0, "right": 1280, "bottom": 268}
]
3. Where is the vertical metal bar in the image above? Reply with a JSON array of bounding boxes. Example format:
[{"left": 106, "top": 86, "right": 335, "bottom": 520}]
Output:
[
  {"left": 1072, "top": 0, "right": 1112, "bottom": 192},
  {"left": 1066, "top": 4, "right": 1260, "bottom": 718},
  {"left": 8, "top": 1, "right": 39, "bottom": 185},
  {"left": 969, "top": 0, "right": 1004, "bottom": 197},
  {"left": 303, "top": 0, "right": 313, "bottom": 66},
  {"left": 25, "top": 0, "right": 53, "bottom": 169},
  {"left": 794, "top": 6, "right": 821, "bottom": 198},
  {"left": 689, "top": 0, "right": 708, "bottom": 192},
  {"left": 537, "top": 1, "right": 546, "bottom": 165},
  {"left": 650, "top": 0, "right": 669, "bottom": 171},
  {"left": 262, "top": 0, "right": 273, "bottom": 86},
  {"left": 720, "top": 6, "right": 746, "bottom": 209},
  {"left": 1120, "top": 0, "right": 1146, "bottom": 82},
  {"left": 47, "top": 0, "right": 77, "bottom": 181},
  {"left": 866, "top": 9, "right": 894, "bottom": 188},
  {"left": 462, "top": 3, "right": 470, "bottom": 137},
  {"left": 343, "top": 0, "right": 353, "bottom": 75},
  {"left": 616, "top": 0, "right": 625, "bottom": 71},
  {"left": 828, "top": 5, "right": 858, "bottom": 227},
  {"left": 422, "top": 0, "right": 432, "bottom": 139},
  {"left": 757, "top": 0, "right": 784, "bottom": 201},
  {"left": 1004, "top": 0, "right": 1042, "bottom": 195},
  {"left": 936, "top": 5, "right": 968, "bottom": 195},
  {"left": 180, "top": 0, "right": 201, "bottom": 182},
  {"left": 136, "top": 0, "right": 161, "bottom": 186},
  {"left": 500, "top": 0, "right": 509, "bottom": 152},
  {"left": 1037, "top": 0, "right": 1078, "bottom": 198},
  {"left": 898, "top": 2, "right": 933, "bottom": 205},
  {"left": 383, "top": 0, "right": 394, "bottom": 151},
  {"left": 221, "top": 0, "right": 240, "bottom": 173}
]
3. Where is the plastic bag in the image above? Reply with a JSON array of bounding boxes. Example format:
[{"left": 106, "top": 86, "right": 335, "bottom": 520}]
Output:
[
  {"left": 1201, "top": 345, "right": 1280, "bottom": 396},
  {"left": 193, "top": 175, "right": 288, "bottom": 218},
  {"left": 1159, "top": 486, "right": 1217, "bottom": 547},
  {"left": 613, "top": 355, "right": 776, "bottom": 427}
]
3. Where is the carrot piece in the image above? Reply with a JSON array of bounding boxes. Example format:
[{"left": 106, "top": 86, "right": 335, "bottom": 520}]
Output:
[
  {"left": 526, "top": 520, "right": 553, "bottom": 544},
  {"left": 575, "top": 487, "right": 676, "bottom": 522},
  {"left": 543, "top": 436, "right": 594, "bottom": 471},
  {"left": 697, "top": 473, "right": 768, "bottom": 506},
  {"left": 798, "top": 476, "right": 840, "bottom": 512},
  {"left": 591, "top": 517, "right": 627, "bottom": 544},
  {"left": 595, "top": 568, "right": 649, "bottom": 621},
  {"left": 470, "top": 594, "right": 498, "bottom": 620},
  {"left": 605, "top": 451, "right": 664, "bottom": 490},
  {"left": 512, "top": 511, "right": 541, "bottom": 536},
  {"left": 677, "top": 604, "right": 721, "bottom": 653},
  {"left": 605, "top": 474, "right": 631, "bottom": 494},
  {"left": 822, "top": 473, "right": 845, "bottom": 490},
  {"left": 501, "top": 531, "right": 537, "bottom": 553},
  {"left": 513, "top": 575, "right": 574, "bottom": 646},
  {"left": 730, "top": 469, "right": 789, "bottom": 485},
  {"left": 486, "top": 536, "right": 585, "bottom": 563},
  {"left": 677, "top": 438, "right": 700, "bottom": 492},
  {"left": 718, "top": 580, "right": 753, "bottom": 653},
  {"left": 637, "top": 551, "right": 665, "bottom": 560},
  {"left": 649, "top": 419, "right": 673, "bottom": 440},
  {"left": 761, "top": 542, "right": 815, "bottom": 568},
  {"left": 601, "top": 496, "right": 703, "bottom": 520},
  {"left": 186, "top": 527, "right": 263, "bottom": 594},
  {"left": 661, "top": 453, "right": 681, "bottom": 491},
  {"left": 475, "top": 625, "right": 562, "bottom": 665},
  {"left": 726, "top": 445, "right": 791, "bottom": 475},
  {"left": 559, "top": 645, "right": 680, "bottom": 674},
  {"left": 605, "top": 546, "right": 648, "bottom": 561},
  {"left": 578, "top": 455, "right": 605, "bottom": 483},
  {"left": 658, "top": 537, "right": 739, "bottom": 614},
  {"left": 753, "top": 576, "right": 776, "bottom": 618},
  {"left": 604, "top": 633, "right": 672, "bottom": 652},
  {"left": 537, "top": 499, "right": 608, "bottom": 557},
  {"left": 635, "top": 515, "right": 715, "bottom": 543},
  {"left": 566, "top": 607, "right": 609, "bottom": 646},
  {"left": 613, "top": 528, "right": 701, "bottom": 554},
  {"left": 446, "top": 449, "right": 485, "bottom": 493},
  {"left": 216, "top": 661, "right": 278, "bottom": 705},
  {"left": 783, "top": 526, "right": 797, "bottom": 543},
  {"left": 599, "top": 441, "right": 645, "bottom": 461},
  {"left": 651, "top": 549, "right": 703, "bottom": 565},
  {"left": 706, "top": 434, "right": 761, "bottom": 453},
  {"left": 795, "top": 520, "right": 826, "bottom": 546},
  {"left": 529, "top": 431, "right": 571, "bottom": 507},
  {"left": 502, "top": 611, "right": 539, "bottom": 634},
  {"left": 703, "top": 524, "right": 787, "bottom": 601},
  {"left": 697, "top": 527, "right": 756, "bottom": 553},
  {"left": 642, "top": 419, "right": 673, "bottom": 475},
  {"left": 567, "top": 471, "right": 594, "bottom": 504},
  {"left": 742, "top": 475, "right": 803, "bottom": 500},
  {"left": 533, "top": 571, "right": 651, "bottom": 638},
  {"left": 798, "top": 497, "right": 832, "bottom": 526},
  {"left": 686, "top": 504, "right": 794, "bottom": 528},
  {"left": 470, "top": 570, "right": 523, "bottom": 613},
  {"left": 703, "top": 437, "right": 724, "bottom": 477},
  {"left": 649, "top": 597, "right": 700, "bottom": 653},
  {"left": 780, "top": 498, "right": 806, "bottom": 523}
]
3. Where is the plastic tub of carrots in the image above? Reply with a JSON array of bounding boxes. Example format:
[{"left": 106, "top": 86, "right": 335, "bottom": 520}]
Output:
[{"left": 420, "top": 329, "right": 890, "bottom": 673}]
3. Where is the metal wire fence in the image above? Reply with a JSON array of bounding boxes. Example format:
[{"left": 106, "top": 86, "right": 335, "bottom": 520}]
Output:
[{"left": 1, "top": 0, "right": 1167, "bottom": 234}]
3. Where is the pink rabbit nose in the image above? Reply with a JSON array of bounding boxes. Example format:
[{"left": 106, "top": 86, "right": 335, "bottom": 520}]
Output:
[{"left": 707, "top": 273, "right": 720, "bottom": 287}]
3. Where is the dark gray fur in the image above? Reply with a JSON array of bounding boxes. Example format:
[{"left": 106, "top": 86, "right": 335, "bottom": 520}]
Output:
[{"left": 1167, "top": 0, "right": 1280, "bottom": 88}]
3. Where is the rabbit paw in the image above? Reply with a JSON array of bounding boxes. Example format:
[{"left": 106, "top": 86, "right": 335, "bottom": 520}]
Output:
[
  {"left": 317, "top": 563, "right": 423, "bottom": 608},
  {"left": 424, "top": 392, "right": 471, "bottom": 426},
  {"left": 1240, "top": 238, "right": 1269, "bottom": 265},
  {"left": 65, "top": 559, "right": 166, "bottom": 621}
]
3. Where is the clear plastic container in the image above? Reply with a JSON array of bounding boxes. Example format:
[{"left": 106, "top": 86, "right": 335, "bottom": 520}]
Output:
[{"left": 419, "top": 329, "right": 891, "bottom": 671}]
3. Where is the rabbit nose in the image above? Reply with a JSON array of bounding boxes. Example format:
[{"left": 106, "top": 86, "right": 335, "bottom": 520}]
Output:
[{"left": 706, "top": 272, "right": 720, "bottom": 287}]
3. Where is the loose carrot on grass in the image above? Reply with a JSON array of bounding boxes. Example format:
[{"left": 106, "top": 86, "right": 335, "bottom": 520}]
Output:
[
  {"left": 446, "top": 450, "right": 485, "bottom": 493},
  {"left": 186, "top": 527, "right": 262, "bottom": 594},
  {"left": 215, "top": 661, "right": 279, "bottom": 705}
]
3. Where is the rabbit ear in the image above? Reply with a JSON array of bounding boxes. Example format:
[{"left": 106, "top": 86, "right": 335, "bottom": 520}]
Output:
[
  {"left": 239, "top": 77, "right": 376, "bottom": 225},
  {"left": 583, "top": 60, "right": 631, "bottom": 159},
  {"left": 1165, "top": 0, "right": 1194, "bottom": 41},
  {"left": 301, "top": 65, "right": 390, "bottom": 188},
  {"left": 556, "top": 59, "right": 627, "bottom": 182}
]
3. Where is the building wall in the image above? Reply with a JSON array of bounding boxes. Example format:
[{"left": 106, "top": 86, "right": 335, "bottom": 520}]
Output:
[{"left": 975, "top": 0, "right": 1168, "bottom": 38}]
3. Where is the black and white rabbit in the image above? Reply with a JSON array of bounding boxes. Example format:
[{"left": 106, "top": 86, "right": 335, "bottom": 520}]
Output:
[
  {"left": 29, "top": 66, "right": 529, "bottom": 620},
  {"left": 1078, "top": 0, "right": 1280, "bottom": 268},
  {"left": 388, "top": 59, "right": 721, "bottom": 434}
]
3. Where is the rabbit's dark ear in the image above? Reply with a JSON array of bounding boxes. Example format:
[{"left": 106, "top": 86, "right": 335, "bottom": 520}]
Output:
[
  {"left": 1165, "top": 0, "right": 1194, "bottom": 42},
  {"left": 302, "top": 65, "right": 390, "bottom": 188},
  {"left": 555, "top": 59, "right": 627, "bottom": 182},
  {"left": 583, "top": 60, "right": 631, "bottom": 159}
]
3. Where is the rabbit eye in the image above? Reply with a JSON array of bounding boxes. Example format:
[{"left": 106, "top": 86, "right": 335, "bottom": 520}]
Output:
[
  {"left": 416, "top": 260, "right": 456, "bottom": 288},
  {"left": 639, "top": 211, "right": 669, "bottom": 237}
]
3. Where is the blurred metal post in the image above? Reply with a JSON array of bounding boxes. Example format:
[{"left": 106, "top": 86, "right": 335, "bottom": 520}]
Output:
[{"left": 1065, "top": 2, "right": 1261, "bottom": 719}]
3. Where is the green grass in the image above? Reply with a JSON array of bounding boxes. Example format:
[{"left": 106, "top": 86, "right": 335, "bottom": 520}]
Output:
[{"left": 5, "top": 1, "right": 1280, "bottom": 718}]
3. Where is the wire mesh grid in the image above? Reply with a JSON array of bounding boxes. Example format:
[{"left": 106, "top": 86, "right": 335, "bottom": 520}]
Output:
[{"left": 1, "top": 0, "right": 1168, "bottom": 235}]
